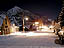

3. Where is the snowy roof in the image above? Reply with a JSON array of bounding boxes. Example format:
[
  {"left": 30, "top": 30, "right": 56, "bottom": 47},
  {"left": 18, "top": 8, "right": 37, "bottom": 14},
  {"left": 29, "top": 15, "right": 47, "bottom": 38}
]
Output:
[
  {"left": 0, "top": 18, "right": 3, "bottom": 26},
  {"left": 7, "top": 6, "right": 24, "bottom": 15},
  {"left": 0, "top": 14, "right": 6, "bottom": 19},
  {"left": 0, "top": 14, "right": 6, "bottom": 26}
]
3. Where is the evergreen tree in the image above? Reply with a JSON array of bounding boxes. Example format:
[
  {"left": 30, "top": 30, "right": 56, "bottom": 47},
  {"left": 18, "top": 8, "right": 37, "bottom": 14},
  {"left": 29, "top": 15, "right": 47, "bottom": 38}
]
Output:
[{"left": 57, "top": 0, "right": 64, "bottom": 27}]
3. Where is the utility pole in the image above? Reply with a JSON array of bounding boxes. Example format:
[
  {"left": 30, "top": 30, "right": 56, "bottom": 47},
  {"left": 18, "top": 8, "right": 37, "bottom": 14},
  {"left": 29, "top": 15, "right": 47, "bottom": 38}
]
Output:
[{"left": 22, "top": 12, "right": 24, "bottom": 32}]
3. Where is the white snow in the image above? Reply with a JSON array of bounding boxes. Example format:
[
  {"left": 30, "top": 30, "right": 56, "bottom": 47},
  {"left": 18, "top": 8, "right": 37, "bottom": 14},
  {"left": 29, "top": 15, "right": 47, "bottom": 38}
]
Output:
[{"left": 0, "top": 31, "right": 64, "bottom": 48}]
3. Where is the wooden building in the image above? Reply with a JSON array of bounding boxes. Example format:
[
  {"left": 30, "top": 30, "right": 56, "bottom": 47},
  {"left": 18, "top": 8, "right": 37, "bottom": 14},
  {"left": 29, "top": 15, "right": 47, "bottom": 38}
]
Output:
[{"left": 0, "top": 16, "right": 11, "bottom": 35}]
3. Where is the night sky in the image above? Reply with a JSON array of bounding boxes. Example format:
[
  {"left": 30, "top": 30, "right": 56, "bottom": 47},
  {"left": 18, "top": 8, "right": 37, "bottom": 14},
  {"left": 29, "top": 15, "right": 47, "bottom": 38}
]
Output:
[{"left": 0, "top": 0, "right": 62, "bottom": 19}]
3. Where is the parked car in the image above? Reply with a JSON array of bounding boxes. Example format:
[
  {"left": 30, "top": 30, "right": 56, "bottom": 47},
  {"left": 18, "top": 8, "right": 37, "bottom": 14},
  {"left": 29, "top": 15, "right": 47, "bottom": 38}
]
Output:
[
  {"left": 55, "top": 27, "right": 64, "bottom": 45},
  {"left": 53, "top": 23, "right": 61, "bottom": 35},
  {"left": 54, "top": 28, "right": 61, "bottom": 35},
  {"left": 19, "top": 26, "right": 30, "bottom": 31}
]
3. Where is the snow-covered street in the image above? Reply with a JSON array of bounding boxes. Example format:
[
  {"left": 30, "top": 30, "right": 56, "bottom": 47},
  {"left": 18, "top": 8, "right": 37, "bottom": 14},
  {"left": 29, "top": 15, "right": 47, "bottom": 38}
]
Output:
[{"left": 0, "top": 32, "right": 64, "bottom": 48}]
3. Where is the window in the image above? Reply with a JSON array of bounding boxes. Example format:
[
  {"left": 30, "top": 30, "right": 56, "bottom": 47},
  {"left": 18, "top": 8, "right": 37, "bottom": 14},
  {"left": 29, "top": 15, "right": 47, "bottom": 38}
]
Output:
[{"left": 5, "top": 26, "right": 8, "bottom": 28}]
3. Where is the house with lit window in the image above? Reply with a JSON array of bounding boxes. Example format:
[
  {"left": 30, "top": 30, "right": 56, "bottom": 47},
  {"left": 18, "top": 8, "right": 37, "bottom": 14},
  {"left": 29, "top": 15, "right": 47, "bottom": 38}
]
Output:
[{"left": 0, "top": 14, "right": 11, "bottom": 35}]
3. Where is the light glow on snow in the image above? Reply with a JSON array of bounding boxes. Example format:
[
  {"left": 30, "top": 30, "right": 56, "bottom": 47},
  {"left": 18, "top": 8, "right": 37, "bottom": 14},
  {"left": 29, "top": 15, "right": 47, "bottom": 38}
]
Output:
[
  {"left": 9, "top": 32, "right": 51, "bottom": 36},
  {"left": 25, "top": 32, "right": 49, "bottom": 36}
]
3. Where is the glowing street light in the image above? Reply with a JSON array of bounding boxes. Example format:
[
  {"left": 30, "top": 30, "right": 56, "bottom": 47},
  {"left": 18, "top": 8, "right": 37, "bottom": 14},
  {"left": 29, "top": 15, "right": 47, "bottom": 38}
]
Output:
[
  {"left": 35, "top": 22, "right": 39, "bottom": 25},
  {"left": 25, "top": 17, "right": 29, "bottom": 21},
  {"left": 23, "top": 17, "right": 29, "bottom": 32},
  {"left": 34, "top": 22, "right": 39, "bottom": 31}
]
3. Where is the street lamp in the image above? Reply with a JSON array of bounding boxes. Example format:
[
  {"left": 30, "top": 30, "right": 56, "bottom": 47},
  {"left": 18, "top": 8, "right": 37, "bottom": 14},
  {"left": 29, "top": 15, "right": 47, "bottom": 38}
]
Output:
[
  {"left": 25, "top": 17, "right": 29, "bottom": 21},
  {"left": 35, "top": 22, "right": 39, "bottom": 25},
  {"left": 35, "top": 22, "right": 39, "bottom": 26},
  {"left": 22, "top": 12, "right": 29, "bottom": 32},
  {"left": 34, "top": 22, "right": 39, "bottom": 31}
]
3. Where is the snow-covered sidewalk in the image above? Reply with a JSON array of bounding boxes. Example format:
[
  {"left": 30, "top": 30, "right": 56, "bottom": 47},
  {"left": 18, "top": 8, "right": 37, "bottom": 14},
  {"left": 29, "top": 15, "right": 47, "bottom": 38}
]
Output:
[{"left": 9, "top": 31, "right": 55, "bottom": 37}]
